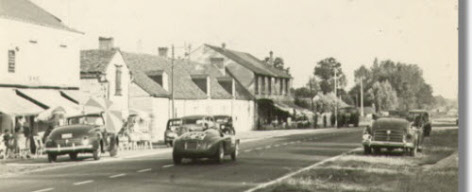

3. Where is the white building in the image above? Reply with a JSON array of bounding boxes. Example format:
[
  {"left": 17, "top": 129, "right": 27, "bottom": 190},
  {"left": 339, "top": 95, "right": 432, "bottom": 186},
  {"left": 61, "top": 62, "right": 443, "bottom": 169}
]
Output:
[
  {"left": 80, "top": 38, "right": 131, "bottom": 116},
  {"left": 0, "top": 0, "right": 83, "bottom": 132}
]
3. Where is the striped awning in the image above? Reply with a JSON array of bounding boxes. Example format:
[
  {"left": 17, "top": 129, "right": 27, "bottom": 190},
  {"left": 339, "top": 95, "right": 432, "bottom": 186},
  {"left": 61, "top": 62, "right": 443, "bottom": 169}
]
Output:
[
  {"left": 0, "top": 88, "right": 43, "bottom": 116},
  {"left": 16, "top": 89, "right": 80, "bottom": 110}
]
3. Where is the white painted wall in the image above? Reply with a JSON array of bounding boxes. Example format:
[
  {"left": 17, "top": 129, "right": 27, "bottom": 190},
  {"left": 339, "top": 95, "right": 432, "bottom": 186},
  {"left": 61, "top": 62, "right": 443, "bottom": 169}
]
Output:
[
  {"left": 0, "top": 18, "right": 82, "bottom": 88},
  {"left": 173, "top": 99, "right": 255, "bottom": 133},
  {"left": 104, "top": 52, "right": 130, "bottom": 114}
]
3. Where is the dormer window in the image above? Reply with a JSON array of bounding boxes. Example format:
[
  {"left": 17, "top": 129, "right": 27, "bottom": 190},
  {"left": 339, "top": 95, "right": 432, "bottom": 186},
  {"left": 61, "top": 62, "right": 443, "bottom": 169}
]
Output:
[
  {"left": 147, "top": 70, "right": 168, "bottom": 91},
  {"left": 217, "top": 76, "right": 234, "bottom": 97},
  {"left": 115, "top": 65, "right": 122, "bottom": 96},
  {"left": 8, "top": 50, "right": 15, "bottom": 73},
  {"left": 191, "top": 74, "right": 210, "bottom": 97}
]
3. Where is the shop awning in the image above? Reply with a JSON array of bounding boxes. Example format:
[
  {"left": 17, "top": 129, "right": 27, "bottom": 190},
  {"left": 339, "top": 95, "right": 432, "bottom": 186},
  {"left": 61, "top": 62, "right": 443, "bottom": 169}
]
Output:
[
  {"left": 16, "top": 89, "right": 80, "bottom": 110},
  {"left": 0, "top": 88, "right": 43, "bottom": 116},
  {"left": 60, "top": 90, "right": 89, "bottom": 104}
]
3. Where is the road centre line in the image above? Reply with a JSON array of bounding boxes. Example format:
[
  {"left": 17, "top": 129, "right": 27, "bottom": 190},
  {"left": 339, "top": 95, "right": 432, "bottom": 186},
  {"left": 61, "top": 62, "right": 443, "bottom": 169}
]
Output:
[
  {"left": 73, "top": 180, "right": 94, "bottom": 186},
  {"left": 109, "top": 173, "right": 126, "bottom": 178},
  {"left": 31, "top": 188, "right": 54, "bottom": 192},
  {"left": 244, "top": 147, "right": 362, "bottom": 192},
  {"left": 244, "top": 149, "right": 252, "bottom": 153},
  {"left": 163, "top": 164, "right": 174, "bottom": 168},
  {"left": 265, "top": 145, "right": 271, "bottom": 149},
  {"left": 137, "top": 168, "right": 152, "bottom": 173}
]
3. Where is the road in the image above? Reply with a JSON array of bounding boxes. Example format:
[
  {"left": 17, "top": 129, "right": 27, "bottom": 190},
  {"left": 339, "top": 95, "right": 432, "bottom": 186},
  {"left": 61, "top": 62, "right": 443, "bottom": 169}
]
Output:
[{"left": 1, "top": 128, "right": 363, "bottom": 192}]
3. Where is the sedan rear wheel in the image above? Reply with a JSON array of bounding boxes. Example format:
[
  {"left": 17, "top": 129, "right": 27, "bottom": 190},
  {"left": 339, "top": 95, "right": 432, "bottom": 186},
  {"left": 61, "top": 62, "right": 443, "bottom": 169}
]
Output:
[
  {"left": 173, "top": 153, "right": 182, "bottom": 165},
  {"left": 231, "top": 143, "right": 239, "bottom": 161},
  {"left": 363, "top": 146, "right": 371, "bottom": 155},
  {"left": 93, "top": 148, "right": 101, "bottom": 160},
  {"left": 69, "top": 152, "right": 78, "bottom": 160},
  {"left": 48, "top": 153, "right": 57, "bottom": 163},
  {"left": 215, "top": 144, "right": 225, "bottom": 163}
]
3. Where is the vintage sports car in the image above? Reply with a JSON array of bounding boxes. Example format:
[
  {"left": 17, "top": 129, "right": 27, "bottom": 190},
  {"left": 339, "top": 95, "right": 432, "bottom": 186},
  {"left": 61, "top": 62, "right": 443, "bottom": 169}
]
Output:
[
  {"left": 213, "top": 115, "right": 235, "bottom": 135},
  {"left": 44, "top": 113, "right": 119, "bottom": 162},
  {"left": 362, "top": 117, "right": 423, "bottom": 156},
  {"left": 172, "top": 128, "right": 239, "bottom": 164},
  {"left": 164, "top": 115, "right": 218, "bottom": 147}
]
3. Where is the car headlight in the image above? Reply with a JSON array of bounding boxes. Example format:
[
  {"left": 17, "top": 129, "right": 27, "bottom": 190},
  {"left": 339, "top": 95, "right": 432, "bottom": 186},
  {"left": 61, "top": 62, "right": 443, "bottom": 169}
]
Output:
[
  {"left": 221, "top": 125, "right": 226, "bottom": 129},
  {"left": 82, "top": 137, "right": 89, "bottom": 145},
  {"left": 362, "top": 134, "right": 371, "bottom": 141}
]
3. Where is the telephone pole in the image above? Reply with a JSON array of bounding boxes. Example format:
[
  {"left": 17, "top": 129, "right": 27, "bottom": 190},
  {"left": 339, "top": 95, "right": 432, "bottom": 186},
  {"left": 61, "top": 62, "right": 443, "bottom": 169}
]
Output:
[
  {"left": 171, "top": 45, "right": 175, "bottom": 118},
  {"left": 334, "top": 68, "right": 338, "bottom": 128},
  {"left": 360, "top": 77, "right": 364, "bottom": 117}
]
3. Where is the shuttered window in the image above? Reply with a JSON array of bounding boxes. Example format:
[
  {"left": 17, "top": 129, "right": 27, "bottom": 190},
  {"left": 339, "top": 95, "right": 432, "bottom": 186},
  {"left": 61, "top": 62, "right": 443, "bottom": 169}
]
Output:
[
  {"left": 8, "top": 50, "right": 15, "bottom": 73},
  {"left": 115, "top": 66, "right": 122, "bottom": 96}
]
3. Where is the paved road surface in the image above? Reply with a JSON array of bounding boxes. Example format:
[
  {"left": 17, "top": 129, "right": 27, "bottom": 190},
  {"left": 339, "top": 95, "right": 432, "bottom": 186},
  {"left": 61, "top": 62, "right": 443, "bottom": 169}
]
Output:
[{"left": 1, "top": 128, "right": 363, "bottom": 192}]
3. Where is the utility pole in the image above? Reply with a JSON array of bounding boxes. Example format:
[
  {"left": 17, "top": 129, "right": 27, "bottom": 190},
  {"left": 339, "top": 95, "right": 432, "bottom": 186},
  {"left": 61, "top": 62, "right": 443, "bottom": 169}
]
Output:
[
  {"left": 171, "top": 45, "right": 175, "bottom": 118},
  {"left": 360, "top": 77, "right": 364, "bottom": 117},
  {"left": 334, "top": 68, "right": 337, "bottom": 128}
]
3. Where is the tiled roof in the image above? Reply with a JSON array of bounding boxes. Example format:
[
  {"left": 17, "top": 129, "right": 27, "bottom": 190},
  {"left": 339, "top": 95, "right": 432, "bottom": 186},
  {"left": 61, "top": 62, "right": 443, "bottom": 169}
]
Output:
[
  {"left": 80, "top": 50, "right": 117, "bottom": 73},
  {"left": 0, "top": 0, "right": 82, "bottom": 33},
  {"left": 132, "top": 70, "right": 169, "bottom": 98},
  {"left": 122, "top": 52, "right": 252, "bottom": 100},
  {"left": 206, "top": 44, "right": 291, "bottom": 78}
]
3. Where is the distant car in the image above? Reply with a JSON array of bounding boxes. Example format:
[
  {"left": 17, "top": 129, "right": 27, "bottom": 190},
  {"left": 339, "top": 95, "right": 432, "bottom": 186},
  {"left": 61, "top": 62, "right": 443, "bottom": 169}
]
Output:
[
  {"left": 362, "top": 117, "right": 423, "bottom": 156},
  {"left": 407, "top": 110, "right": 432, "bottom": 137},
  {"left": 44, "top": 113, "right": 118, "bottom": 162},
  {"left": 213, "top": 115, "right": 235, "bottom": 135},
  {"left": 164, "top": 118, "right": 182, "bottom": 147},
  {"left": 164, "top": 115, "right": 218, "bottom": 147},
  {"left": 331, "top": 106, "right": 360, "bottom": 127},
  {"left": 172, "top": 128, "right": 239, "bottom": 164}
]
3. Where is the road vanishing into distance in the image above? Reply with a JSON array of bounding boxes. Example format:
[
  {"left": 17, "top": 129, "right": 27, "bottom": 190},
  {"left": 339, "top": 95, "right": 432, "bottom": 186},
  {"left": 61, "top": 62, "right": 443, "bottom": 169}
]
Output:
[{"left": 1, "top": 128, "right": 363, "bottom": 192}]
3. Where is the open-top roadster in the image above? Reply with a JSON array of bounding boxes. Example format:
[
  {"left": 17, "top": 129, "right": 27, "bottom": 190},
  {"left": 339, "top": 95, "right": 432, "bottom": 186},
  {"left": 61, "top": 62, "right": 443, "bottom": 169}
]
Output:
[{"left": 172, "top": 128, "right": 239, "bottom": 164}]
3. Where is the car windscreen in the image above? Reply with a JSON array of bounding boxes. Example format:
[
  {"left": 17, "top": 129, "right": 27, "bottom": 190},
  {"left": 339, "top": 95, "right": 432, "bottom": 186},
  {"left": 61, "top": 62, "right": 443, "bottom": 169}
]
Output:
[
  {"left": 68, "top": 115, "right": 104, "bottom": 126},
  {"left": 182, "top": 118, "right": 203, "bottom": 125}
]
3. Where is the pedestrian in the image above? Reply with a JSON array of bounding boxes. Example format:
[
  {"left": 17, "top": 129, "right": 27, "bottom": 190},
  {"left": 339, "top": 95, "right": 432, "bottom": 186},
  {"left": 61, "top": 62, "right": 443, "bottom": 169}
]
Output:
[
  {"left": 14, "top": 116, "right": 30, "bottom": 158},
  {"left": 313, "top": 113, "right": 318, "bottom": 129},
  {"left": 3, "top": 129, "right": 14, "bottom": 159},
  {"left": 323, "top": 114, "right": 327, "bottom": 128}
]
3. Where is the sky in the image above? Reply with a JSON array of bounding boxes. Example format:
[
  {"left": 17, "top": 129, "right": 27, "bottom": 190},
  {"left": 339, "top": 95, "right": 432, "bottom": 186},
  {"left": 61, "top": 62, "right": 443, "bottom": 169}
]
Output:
[{"left": 31, "top": 0, "right": 458, "bottom": 99}]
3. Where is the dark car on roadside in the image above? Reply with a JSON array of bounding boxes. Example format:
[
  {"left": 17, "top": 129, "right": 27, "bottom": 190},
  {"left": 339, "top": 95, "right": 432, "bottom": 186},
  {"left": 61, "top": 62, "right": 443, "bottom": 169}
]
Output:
[
  {"left": 164, "top": 115, "right": 217, "bottom": 147},
  {"left": 213, "top": 115, "right": 235, "bottom": 135},
  {"left": 172, "top": 128, "right": 239, "bottom": 164},
  {"left": 44, "top": 113, "right": 118, "bottom": 162},
  {"left": 362, "top": 117, "right": 423, "bottom": 156},
  {"left": 407, "top": 110, "right": 432, "bottom": 137},
  {"left": 331, "top": 106, "right": 360, "bottom": 127}
]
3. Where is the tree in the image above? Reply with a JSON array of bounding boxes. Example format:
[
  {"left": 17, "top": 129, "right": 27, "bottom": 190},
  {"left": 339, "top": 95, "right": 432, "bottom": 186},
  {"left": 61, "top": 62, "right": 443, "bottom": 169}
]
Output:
[
  {"left": 274, "top": 57, "right": 284, "bottom": 69},
  {"left": 367, "top": 80, "right": 399, "bottom": 112},
  {"left": 314, "top": 57, "right": 346, "bottom": 94}
]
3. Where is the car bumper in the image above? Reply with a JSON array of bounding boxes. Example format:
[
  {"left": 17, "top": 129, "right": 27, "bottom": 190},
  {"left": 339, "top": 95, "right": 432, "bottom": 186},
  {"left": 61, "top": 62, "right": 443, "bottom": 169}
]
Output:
[
  {"left": 363, "top": 140, "right": 414, "bottom": 148},
  {"left": 45, "top": 145, "right": 95, "bottom": 153}
]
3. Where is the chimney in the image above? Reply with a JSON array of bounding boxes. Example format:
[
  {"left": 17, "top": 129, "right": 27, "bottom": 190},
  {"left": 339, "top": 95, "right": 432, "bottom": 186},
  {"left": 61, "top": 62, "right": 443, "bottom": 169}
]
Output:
[
  {"left": 99, "top": 37, "right": 114, "bottom": 50},
  {"left": 269, "top": 51, "right": 274, "bottom": 66},
  {"left": 158, "top": 47, "right": 168, "bottom": 57},
  {"left": 221, "top": 43, "right": 226, "bottom": 49},
  {"left": 210, "top": 57, "right": 225, "bottom": 75}
]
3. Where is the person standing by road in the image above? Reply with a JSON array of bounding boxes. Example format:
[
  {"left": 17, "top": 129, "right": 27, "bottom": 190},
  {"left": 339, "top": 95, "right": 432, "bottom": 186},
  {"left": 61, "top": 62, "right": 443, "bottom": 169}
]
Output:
[{"left": 14, "top": 116, "right": 30, "bottom": 158}]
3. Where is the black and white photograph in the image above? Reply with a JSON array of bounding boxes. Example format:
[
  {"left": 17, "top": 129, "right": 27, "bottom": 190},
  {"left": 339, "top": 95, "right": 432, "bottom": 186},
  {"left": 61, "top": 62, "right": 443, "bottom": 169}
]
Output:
[{"left": 0, "top": 0, "right": 461, "bottom": 191}]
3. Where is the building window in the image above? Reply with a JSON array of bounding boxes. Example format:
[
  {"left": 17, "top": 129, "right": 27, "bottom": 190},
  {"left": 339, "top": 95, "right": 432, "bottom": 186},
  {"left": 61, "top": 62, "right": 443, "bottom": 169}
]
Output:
[
  {"left": 8, "top": 50, "right": 15, "bottom": 73},
  {"left": 115, "top": 66, "right": 122, "bottom": 96},
  {"left": 261, "top": 76, "right": 266, "bottom": 95},
  {"left": 268, "top": 77, "right": 272, "bottom": 95},
  {"left": 280, "top": 78, "right": 284, "bottom": 95}
]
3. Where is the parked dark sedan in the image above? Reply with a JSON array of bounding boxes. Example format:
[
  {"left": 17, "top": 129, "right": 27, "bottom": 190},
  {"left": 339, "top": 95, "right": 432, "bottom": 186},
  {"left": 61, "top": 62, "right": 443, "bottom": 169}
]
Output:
[
  {"left": 362, "top": 117, "right": 423, "bottom": 156},
  {"left": 44, "top": 113, "right": 118, "bottom": 162},
  {"left": 173, "top": 128, "right": 239, "bottom": 164}
]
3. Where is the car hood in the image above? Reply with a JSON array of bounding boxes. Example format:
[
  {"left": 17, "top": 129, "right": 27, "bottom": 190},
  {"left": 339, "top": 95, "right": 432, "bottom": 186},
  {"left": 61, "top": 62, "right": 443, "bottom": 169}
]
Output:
[{"left": 372, "top": 118, "right": 409, "bottom": 132}]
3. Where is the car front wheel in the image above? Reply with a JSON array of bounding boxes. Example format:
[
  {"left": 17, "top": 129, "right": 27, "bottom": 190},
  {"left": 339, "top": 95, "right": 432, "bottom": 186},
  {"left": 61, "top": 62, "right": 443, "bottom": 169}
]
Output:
[
  {"left": 173, "top": 153, "right": 182, "bottom": 165},
  {"left": 363, "top": 146, "right": 371, "bottom": 155},
  {"left": 48, "top": 153, "right": 57, "bottom": 163},
  {"left": 93, "top": 148, "right": 101, "bottom": 160},
  {"left": 215, "top": 144, "right": 225, "bottom": 163},
  {"left": 231, "top": 143, "right": 239, "bottom": 161}
]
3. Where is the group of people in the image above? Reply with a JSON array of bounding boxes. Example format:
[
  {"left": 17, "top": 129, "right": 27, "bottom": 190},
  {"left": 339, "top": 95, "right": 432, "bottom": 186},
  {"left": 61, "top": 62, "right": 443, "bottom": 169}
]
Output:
[
  {"left": 118, "top": 115, "right": 153, "bottom": 150},
  {"left": 0, "top": 116, "right": 41, "bottom": 159}
]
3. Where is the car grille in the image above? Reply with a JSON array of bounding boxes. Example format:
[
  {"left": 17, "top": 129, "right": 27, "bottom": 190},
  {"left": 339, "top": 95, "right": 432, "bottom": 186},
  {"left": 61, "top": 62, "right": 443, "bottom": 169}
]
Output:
[{"left": 373, "top": 129, "right": 403, "bottom": 142}]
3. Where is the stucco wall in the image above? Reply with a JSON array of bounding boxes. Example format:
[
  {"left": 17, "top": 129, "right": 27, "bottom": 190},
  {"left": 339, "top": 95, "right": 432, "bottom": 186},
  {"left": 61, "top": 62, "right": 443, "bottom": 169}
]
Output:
[{"left": 0, "top": 18, "right": 82, "bottom": 88}]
